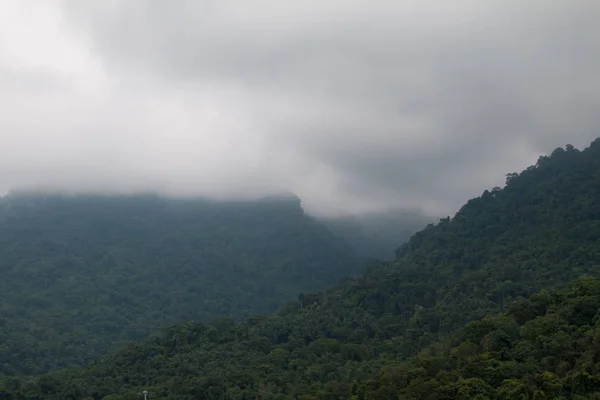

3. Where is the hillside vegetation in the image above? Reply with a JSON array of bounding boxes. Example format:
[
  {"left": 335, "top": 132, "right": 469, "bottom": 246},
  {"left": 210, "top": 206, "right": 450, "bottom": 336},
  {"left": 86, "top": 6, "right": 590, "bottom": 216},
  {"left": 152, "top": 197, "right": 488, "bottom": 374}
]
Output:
[
  {"left": 0, "top": 193, "right": 360, "bottom": 375},
  {"left": 8, "top": 277, "right": 600, "bottom": 400},
  {"left": 2, "top": 138, "right": 600, "bottom": 399}
]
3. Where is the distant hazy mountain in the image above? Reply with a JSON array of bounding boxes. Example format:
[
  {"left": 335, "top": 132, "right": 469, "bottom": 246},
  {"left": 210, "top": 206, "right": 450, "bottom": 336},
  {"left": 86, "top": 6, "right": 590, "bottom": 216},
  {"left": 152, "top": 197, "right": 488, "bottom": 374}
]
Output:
[
  {"left": 0, "top": 192, "right": 360, "bottom": 374},
  {"left": 319, "top": 209, "right": 436, "bottom": 259}
]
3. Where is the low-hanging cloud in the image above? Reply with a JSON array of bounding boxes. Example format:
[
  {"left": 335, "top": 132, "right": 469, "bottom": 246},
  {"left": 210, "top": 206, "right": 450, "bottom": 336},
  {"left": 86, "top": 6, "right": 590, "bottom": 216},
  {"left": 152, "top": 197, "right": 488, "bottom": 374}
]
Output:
[{"left": 1, "top": 0, "right": 599, "bottom": 216}]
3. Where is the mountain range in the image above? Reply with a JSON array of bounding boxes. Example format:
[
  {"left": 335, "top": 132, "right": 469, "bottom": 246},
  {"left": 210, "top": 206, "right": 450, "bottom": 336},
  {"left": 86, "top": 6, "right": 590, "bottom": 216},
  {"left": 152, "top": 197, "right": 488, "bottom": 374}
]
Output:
[{"left": 1, "top": 138, "right": 600, "bottom": 399}]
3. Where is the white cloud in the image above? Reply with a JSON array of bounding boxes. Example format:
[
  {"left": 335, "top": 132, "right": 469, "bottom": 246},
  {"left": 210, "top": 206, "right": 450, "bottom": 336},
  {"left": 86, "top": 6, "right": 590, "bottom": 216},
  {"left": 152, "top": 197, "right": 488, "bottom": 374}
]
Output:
[{"left": 1, "top": 0, "right": 599, "bottom": 216}]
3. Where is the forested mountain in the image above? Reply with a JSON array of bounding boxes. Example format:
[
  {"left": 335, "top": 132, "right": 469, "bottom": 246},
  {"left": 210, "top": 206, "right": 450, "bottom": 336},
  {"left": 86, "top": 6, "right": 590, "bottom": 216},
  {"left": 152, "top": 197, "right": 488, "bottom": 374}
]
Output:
[
  {"left": 319, "top": 209, "right": 435, "bottom": 259},
  {"left": 4, "top": 138, "right": 600, "bottom": 399},
  {"left": 0, "top": 193, "right": 362, "bottom": 375}
]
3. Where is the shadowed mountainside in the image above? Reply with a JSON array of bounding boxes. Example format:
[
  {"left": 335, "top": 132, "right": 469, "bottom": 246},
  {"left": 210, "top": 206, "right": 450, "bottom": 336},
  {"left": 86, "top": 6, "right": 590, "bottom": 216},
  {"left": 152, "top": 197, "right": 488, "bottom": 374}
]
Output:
[{"left": 0, "top": 193, "right": 361, "bottom": 375}]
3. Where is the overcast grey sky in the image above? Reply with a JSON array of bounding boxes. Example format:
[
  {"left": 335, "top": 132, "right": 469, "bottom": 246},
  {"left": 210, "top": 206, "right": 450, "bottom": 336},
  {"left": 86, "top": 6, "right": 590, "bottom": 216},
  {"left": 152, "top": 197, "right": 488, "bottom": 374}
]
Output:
[{"left": 0, "top": 0, "right": 598, "bottom": 216}]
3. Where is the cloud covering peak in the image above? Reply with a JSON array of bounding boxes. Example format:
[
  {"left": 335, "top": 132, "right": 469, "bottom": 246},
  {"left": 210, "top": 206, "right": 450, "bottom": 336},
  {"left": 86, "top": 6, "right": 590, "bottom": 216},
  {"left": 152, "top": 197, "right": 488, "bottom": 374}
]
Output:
[{"left": 1, "top": 0, "right": 599, "bottom": 216}]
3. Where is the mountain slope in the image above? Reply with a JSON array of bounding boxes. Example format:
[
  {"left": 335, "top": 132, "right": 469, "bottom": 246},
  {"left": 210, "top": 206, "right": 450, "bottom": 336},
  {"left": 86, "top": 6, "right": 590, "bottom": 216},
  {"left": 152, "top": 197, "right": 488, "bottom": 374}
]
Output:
[
  {"left": 4, "top": 139, "right": 600, "bottom": 399},
  {"left": 389, "top": 139, "right": 600, "bottom": 334},
  {"left": 0, "top": 193, "right": 360, "bottom": 375}
]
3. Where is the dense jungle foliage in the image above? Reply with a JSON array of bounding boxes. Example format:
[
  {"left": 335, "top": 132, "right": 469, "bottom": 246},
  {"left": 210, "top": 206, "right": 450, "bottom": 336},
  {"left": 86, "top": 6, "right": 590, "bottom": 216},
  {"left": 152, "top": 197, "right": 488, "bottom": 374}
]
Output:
[
  {"left": 2, "top": 138, "right": 600, "bottom": 399},
  {"left": 7, "top": 276, "right": 600, "bottom": 400},
  {"left": 0, "top": 193, "right": 361, "bottom": 375}
]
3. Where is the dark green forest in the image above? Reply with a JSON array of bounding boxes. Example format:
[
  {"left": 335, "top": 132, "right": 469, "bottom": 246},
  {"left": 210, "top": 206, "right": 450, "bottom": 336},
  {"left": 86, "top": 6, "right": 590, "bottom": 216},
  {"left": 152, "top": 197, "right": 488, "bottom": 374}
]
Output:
[
  {"left": 0, "top": 193, "right": 362, "bottom": 375},
  {"left": 7, "top": 276, "right": 600, "bottom": 399},
  {"left": 2, "top": 138, "right": 600, "bottom": 399}
]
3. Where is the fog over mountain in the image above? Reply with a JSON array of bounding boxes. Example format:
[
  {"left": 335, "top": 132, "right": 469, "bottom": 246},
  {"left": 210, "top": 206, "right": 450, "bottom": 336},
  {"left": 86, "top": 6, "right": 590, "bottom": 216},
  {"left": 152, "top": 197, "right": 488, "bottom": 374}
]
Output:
[{"left": 1, "top": 0, "right": 599, "bottom": 216}]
